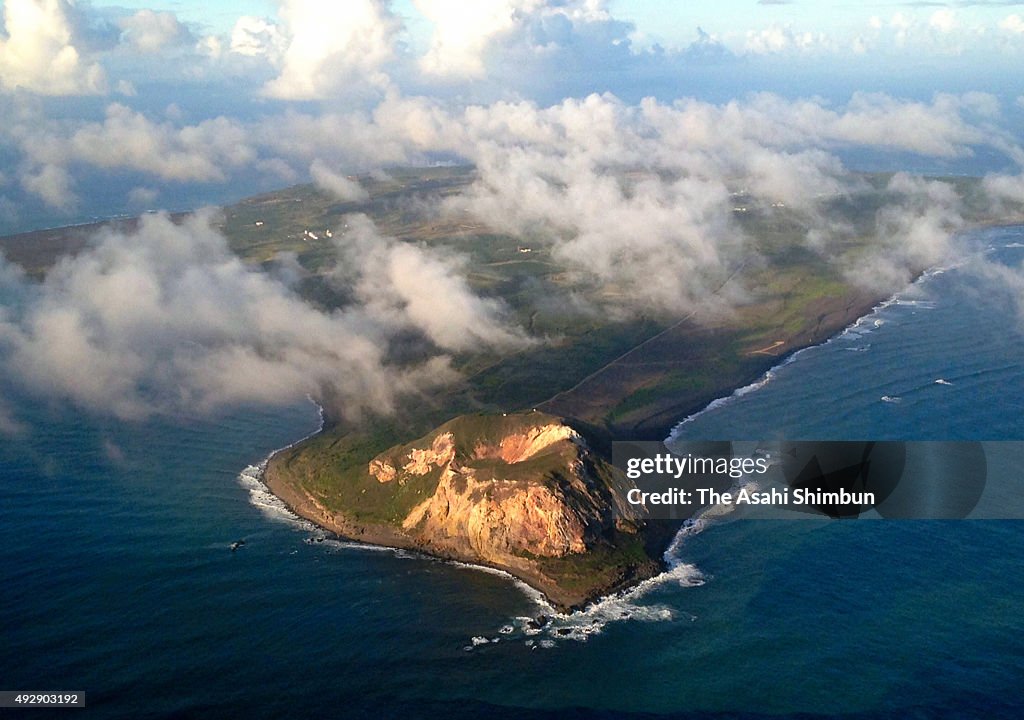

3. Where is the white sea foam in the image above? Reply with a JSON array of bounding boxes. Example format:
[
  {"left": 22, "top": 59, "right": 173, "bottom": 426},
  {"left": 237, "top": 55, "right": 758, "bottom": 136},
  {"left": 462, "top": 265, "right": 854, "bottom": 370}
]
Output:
[
  {"left": 668, "top": 260, "right": 953, "bottom": 439},
  {"left": 237, "top": 463, "right": 312, "bottom": 528},
  {"left": 450, "top": 561, "right": 556, "bottom": 613},
  {"left": 496, "top": 472, "right": 768, "bottom": 647},
  {"left": 341, "top": 541, "right": 408, "bottom": 554},
  {"left": 237, "top": 405, "right": 564, "bottom": 618},
  {"left": 475, "top": 231, "right": 1012, "bottom": 648},
  {"left": 507, "top": 477, "right": 773, "bottom": 648},
  {"left": 529, "top": 554, "right": 703, "bottom": 644},
  {"left": 485, "top": 516, "right": 708, "bottom": 649},
  {"left": 666, "top": 312, "right": 894, "bottom": 435},
  {"left": 668, "top": 358, "right": 799, "bottom": 434},
  {"left": 895, "top": 299, "right": 937, "bottom": 310},
  {"left": 237, "top": 397, "right": 326, "bottom": 529},
  {"left": 236, "top": 399, "right": 422, "bottom": 562}
]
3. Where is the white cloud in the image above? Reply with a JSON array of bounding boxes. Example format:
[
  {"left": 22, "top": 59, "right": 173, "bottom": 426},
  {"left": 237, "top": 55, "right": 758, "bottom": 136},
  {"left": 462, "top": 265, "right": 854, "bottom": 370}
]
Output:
[
  {"left": 310, "top": 160, "right": 369, "bottom": 201},
  {"left": 3, "top": 102, "right": 259, "bottom": 209},
  {"left": 115, "top": 79, "right": 136, "bottom": 96},
  {"left": 229, "top": 16, "right": 286, "bottom": 58},
  {"left": 2, "top": 85, "right": 1017, "bottom": 311},
  {"left": 415, "top": 0, "right": 521, "bottom": 78},
  {"left": 118, "top": 10, "right": 190, "bottom": 54},
  {"left": 744, "top": 25, "right": 830, "bottom": 55},
  {"left": 983, "top": 173, "right": 1024, "bottom": 206},
  {"left": 0, "top": 212, "right": 501, "bottom": 420},
  {"left": 0, "top": 0, "right": 108, "bottom": 95},
  {"left": 929, "top": 10, "right": 957, "bottom": 35},
  {"left": 2, "top": 79, "right": 1020, "bottom": 422},
  {"left": 262, "top": 0, "right": 400, "bottom": 100},
  {"left": 61, "top": 104, "right": 254, "bottom": 183},
  {"left": 999, "top": 14, "right": 1024, "bottom": 35},
  {"left": 195, "top": 34, "right": 223, "bottom": 59},
  {"left": 863, "top": 10, "right": 976, "bottom": 55},
  {"left": 971, "top": 255, "right": 1024, "bottom": 329},
  {"left": 127, "top": 186, "right": 159, "bottom": 207},
  {"left": 845, "top": 174, "right": 964, "bottom": 291},
  {"left": 334, "top": 214, "right": 528, "bottom": 351},
  {"left": 412, "top": 0, "right": 636, "bottom": 85},
  {"left": 21, "top": 163, "right": 76, "bottom": 210}
]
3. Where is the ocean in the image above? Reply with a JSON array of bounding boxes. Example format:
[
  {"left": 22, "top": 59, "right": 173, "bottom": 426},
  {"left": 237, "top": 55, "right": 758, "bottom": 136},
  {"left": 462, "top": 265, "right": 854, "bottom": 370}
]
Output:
[{"left": 1, "top": 227, "right": 1023, "bottom": 719}]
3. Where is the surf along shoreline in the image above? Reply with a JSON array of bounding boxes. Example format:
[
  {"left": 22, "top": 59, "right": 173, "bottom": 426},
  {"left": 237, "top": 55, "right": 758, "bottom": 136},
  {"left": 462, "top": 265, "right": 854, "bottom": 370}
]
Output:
[
  {"left": 260, "top": 445, "right": 666, "bottom": 611},
  {"left": 256, "top": 274, "right": 926, "bottom": 612},
  {"left": 258, "top": 210, "right": 1024, "bottom": 613}
]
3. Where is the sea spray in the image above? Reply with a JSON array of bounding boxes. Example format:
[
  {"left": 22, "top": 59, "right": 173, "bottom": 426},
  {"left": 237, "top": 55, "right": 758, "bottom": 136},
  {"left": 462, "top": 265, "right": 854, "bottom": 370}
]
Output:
[
  {"left": 493, "top": 476, "right": 768, "bottom": 648},
  {"left": 237, "top": 396, "right": 324, "bottom": 528}
]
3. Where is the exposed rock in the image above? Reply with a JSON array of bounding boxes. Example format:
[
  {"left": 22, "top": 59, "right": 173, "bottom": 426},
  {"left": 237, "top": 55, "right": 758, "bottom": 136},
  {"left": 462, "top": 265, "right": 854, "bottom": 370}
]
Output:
[
  {"left": 402, "top": 432, "right": 455, "bottom": 475},
  {"left": 368, "top": 459, "right": 396, "bottom": 483},
  {"left": 268, "top": 412, "right": 667, "bottom": 610},
  {"left": 473, "top": 423, "right": 583, "bottom": 464},
  {"left": 369, "top": 415, "right": 636, "bottom": 569}
]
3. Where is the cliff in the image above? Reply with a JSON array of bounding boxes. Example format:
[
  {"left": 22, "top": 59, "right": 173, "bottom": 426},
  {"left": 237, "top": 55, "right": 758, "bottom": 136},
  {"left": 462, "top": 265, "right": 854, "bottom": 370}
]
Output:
[{"left": 265, "top": 412, "right": 670, "bottom": 610}]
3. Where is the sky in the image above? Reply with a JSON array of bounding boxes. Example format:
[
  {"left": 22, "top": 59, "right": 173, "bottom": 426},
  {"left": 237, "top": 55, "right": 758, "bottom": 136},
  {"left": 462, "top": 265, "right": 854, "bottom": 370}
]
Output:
[
  {"left": 3, "top": 0, "right": 1024, "bottom": 240},
  {"left": 66, "top": 0, "right": 1024, "bottom": 51},
  {"left": 3, "top": 0, "right": 1024, "bottom": 427}
]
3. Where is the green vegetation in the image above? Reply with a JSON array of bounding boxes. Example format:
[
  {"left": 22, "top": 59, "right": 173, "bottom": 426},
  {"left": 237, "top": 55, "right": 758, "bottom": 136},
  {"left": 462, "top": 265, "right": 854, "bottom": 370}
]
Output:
[
  {"left": 7, "top": 166, "right": 1020, "bottom": 483},
  {"left": 4, "top": 166, "right": 1022, "bottom": 605},
  {"left": 532, "top": 533, "right": 651, "bottom": 595}
]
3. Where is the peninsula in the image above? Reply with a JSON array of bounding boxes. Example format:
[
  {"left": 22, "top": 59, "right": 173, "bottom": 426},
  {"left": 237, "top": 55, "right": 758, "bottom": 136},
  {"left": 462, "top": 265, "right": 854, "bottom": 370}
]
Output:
[{"left": 265, "top": 411, "right": 667, "bottom": 610}]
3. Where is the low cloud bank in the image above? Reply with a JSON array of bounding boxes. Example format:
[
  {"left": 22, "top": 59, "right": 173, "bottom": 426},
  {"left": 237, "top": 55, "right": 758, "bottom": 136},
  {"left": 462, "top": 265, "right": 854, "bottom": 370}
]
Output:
[
  {"left": 3, "top": 88, "right": 1024, "bottom": 428},
  {"left": 0, "top": 211, "right": 523, "bottom": 426}
]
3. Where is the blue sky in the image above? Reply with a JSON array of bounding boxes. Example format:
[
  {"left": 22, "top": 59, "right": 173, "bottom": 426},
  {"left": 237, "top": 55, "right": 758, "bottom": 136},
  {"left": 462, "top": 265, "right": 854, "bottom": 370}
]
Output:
[
  {"left": 2, "top": 0, "right": 1024, "bottom": 234},
  {"left": 70, "top": 0, "right": 1024, "bottom": 47}
]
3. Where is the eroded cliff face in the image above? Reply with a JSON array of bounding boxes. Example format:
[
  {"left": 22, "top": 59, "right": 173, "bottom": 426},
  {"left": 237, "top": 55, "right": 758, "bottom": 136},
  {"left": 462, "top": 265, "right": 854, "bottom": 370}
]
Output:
[
  {"left": 366, "top": 414, "right": 641, "bottom": 570},
  {"left": 266, "top": 411, "right": 663, "bottom": 610}
]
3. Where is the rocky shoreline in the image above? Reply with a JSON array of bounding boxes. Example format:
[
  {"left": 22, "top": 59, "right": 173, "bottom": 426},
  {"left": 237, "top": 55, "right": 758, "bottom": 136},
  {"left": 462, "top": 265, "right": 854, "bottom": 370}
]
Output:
[
  {"left": 259, "top": 281, "right": 913, "bottom": 612},
  {"left": 262, "top": 459, "right": 666, "bottom": 612}
]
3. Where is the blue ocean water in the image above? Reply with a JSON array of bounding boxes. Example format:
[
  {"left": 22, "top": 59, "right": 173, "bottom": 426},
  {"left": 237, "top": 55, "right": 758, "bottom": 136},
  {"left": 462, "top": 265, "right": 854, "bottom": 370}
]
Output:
[
  {"left": 2, "top": 229, "right": 1024, "bottom": 719},
  {"left": 670, "top": 227, "right": 1024, "bottom": 442}
]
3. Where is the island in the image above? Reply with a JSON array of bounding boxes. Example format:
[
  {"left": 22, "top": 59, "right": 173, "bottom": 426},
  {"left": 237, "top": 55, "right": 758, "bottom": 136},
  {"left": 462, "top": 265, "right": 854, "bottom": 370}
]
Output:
[{"left": 2, "top": 166, "right": 1019, "bottom": 610}]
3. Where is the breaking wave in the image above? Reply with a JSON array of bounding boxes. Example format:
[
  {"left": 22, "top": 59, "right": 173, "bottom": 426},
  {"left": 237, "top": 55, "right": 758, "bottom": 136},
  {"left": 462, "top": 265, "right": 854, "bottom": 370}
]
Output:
[
  {"left": 237, "top": 396, "right": 324, "bottom": 529},
  {"left": 668, "top": 260, "right": 951, "bottom": 441},
  {"left": 479, "top": 477, "right": 768, "bottom": 650}
]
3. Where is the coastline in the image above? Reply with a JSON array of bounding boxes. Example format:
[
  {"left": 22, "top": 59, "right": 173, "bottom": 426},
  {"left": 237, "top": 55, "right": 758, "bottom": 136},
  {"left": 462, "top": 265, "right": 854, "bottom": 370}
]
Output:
[
  {"left": 664, "top": 221, "right": 1024, "bottom": 441},
  {"left": 667, "top": 274, "right": 930, "bottom": 440},
  {"left": 538, "top": 286, "right": 888, "bottom": 441},
  {"left": 252, "top": 285, "right": 907, "bottom": 611},
  {"left": 259, "top": 448, "right": 665, "bottom": 611},
  {"left": 253, "top": 461, "right": 555, "bottom": 614},
  {"left": 247, "top": 222, "right": 1024, "bottom": 613}
]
